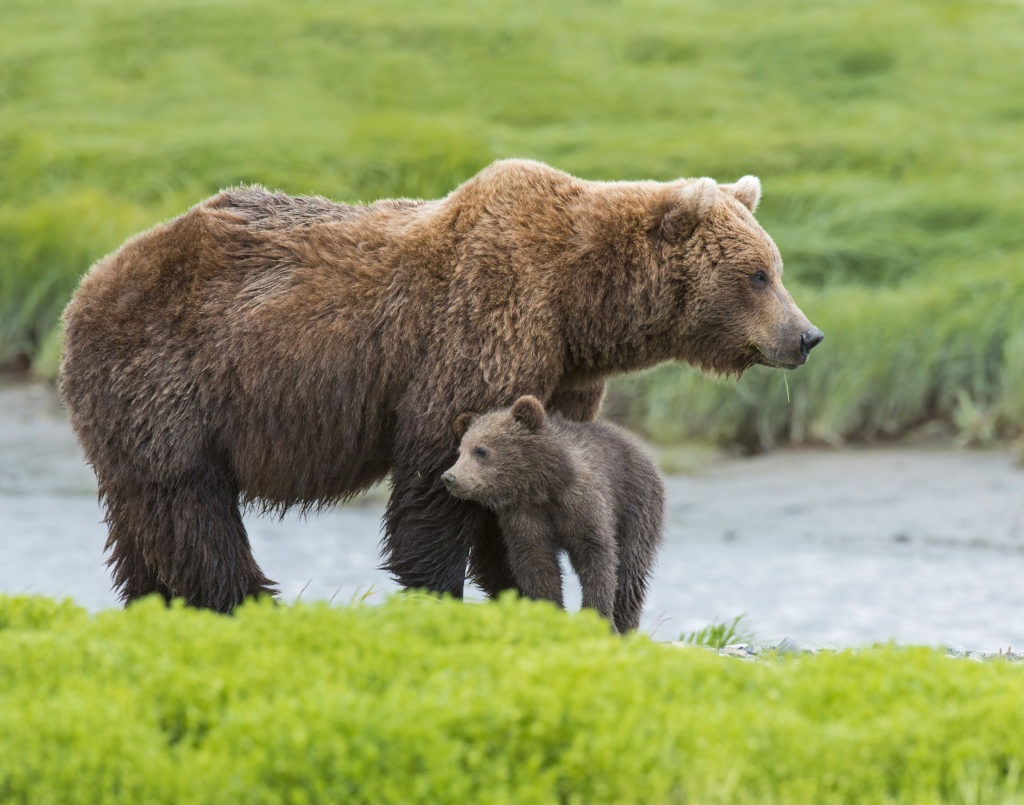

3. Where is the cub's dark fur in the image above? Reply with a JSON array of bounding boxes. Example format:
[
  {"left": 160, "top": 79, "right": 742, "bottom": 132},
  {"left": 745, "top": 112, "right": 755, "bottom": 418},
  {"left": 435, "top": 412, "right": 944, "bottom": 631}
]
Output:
[{"left": 443, "top": 395, "right": 664, "bottom": 632}]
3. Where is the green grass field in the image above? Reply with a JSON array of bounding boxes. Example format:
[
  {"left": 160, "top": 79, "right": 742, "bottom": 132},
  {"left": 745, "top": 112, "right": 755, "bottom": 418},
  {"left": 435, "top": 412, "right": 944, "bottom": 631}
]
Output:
[
  {"left": 3, "top": 0, "right": 1023, "bottom": 447},
  {"left": 3, "top": 593, "right": 1024, "bottom": 803}
]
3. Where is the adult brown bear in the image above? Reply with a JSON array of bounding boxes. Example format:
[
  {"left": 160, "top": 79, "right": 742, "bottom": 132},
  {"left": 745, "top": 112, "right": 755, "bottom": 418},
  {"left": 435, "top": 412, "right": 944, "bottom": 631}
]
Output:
[{"left": 59, "top": 159, "right": 822, "bottom": 611}]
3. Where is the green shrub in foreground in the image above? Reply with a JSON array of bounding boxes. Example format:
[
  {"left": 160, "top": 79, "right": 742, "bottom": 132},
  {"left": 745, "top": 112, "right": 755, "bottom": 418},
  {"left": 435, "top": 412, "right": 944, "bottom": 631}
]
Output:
[{"left": 2, "top": 594, "right": 1023, "bottom": 803}]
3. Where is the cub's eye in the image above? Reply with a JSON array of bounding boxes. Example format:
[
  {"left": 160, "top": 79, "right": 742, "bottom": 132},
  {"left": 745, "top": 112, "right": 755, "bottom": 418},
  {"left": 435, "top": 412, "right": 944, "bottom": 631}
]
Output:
[
  {"left": 473, "top": 446, "right": 489, "bottom": 459},
  {"left": 750, "top": 269, "right": 769, "bottom": 289}
]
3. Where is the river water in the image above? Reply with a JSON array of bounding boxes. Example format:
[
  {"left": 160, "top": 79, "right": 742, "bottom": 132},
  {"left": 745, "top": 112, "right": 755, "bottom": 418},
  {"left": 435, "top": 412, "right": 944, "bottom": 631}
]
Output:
[{"left": 2, "top": 381, "right": 1022, "bottom": 650}]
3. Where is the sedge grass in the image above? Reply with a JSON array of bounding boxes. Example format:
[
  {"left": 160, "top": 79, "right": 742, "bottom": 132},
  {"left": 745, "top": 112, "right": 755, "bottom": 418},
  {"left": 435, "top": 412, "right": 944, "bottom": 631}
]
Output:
[
  {"left": 614, "top": 257, "right": 1024, "bottom": 449},
  {"left": 2, "top": 0, "right": 1022, "bottom": 445}
]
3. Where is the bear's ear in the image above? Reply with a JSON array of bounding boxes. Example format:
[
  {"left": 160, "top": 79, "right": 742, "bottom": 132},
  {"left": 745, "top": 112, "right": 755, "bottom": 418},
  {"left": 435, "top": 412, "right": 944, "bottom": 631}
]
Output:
[
  {"left": 658, "top": 178, "right": 718, "bottom": 243},
  {"left": 720, "top": 175, "right": 761, "bottom": 213},
  {"left": 511, "top": 395, "right": 545, "bottom": 432},
  {"left": 453, "top": 411, "right": 478, "bottom": 441}
]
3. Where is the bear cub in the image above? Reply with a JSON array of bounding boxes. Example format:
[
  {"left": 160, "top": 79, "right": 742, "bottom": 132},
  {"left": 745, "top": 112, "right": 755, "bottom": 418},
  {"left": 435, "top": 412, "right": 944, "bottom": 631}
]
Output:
[{"left": 442, "top": 395, "right": 664, "bottom": 632}]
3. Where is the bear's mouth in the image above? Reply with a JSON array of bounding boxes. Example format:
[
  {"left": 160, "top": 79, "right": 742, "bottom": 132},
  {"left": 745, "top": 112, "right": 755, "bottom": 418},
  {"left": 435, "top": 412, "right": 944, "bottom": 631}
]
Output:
[{"left": 751, "top": 344, "right": 807, "bottom": 371}]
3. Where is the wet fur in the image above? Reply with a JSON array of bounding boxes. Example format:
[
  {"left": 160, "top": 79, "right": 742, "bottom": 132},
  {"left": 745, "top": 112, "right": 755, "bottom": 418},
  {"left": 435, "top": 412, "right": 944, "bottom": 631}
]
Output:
[{"left": 59, "top": 159, "right": 817, "bottom": 610}]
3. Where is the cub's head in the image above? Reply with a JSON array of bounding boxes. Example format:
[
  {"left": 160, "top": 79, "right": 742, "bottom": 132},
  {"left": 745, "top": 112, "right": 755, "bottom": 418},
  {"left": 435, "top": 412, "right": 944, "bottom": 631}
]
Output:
[
  {"left": 653, "top": 175, "right": 823, "bottom": 374},
  {"left": 441, "top": 395, "right": 550, "bottom": 509}
]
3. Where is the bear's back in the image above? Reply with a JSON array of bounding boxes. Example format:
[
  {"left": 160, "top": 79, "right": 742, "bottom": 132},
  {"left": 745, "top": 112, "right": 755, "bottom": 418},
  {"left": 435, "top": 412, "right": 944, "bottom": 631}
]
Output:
[
  {"left": 547, "top": 415, "right": 664, "bottom": 513},
  {"left": 202, "top": 186, "right": 425, "bottom": 233}
]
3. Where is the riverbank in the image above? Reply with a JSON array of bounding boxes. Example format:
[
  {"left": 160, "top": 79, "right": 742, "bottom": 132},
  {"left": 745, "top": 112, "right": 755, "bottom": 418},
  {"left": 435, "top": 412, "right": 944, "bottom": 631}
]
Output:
[{"left": 697, "top": 641, "right": 1024, "bottom": 663}]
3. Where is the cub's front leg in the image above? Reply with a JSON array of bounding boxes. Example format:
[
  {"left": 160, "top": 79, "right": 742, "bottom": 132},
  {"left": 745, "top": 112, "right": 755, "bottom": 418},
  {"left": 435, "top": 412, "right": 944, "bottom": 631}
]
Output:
[{"left": 499, "top": 509, "right": 564, "bottom": 608}]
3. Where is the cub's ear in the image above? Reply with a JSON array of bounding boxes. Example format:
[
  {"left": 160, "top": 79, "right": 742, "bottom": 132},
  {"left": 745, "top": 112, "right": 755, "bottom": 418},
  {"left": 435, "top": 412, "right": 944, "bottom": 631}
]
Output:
[
  {"left": 511, "top": 395, "right": 545, "bottom": 432},
  {"left": 720, "top": 175, "right": 761, "bottom": 213},
  {"left": 658, "top": 177, "right": 718, "bottom": 243},
  {"left": 453, "top": 411, "right": 478, "bottom": 441}
]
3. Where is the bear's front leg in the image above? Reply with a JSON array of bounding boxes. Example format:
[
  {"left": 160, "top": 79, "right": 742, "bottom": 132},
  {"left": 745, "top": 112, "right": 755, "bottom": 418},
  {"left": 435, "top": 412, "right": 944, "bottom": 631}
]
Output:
[
  {"left": 547, "top": 380, "right": 606, "bottom": 422},
  {"left": 560, "top": 522, "right": 619, "bottom": 629},
  {"left": 499, "top": 510, "right": 564, "bottom": 608},
  {"left": 466, "top": 514, "right": 522, "bottom": 598},
  {"left": 382, "top": 450, "right": 482, "bottom": 597}
]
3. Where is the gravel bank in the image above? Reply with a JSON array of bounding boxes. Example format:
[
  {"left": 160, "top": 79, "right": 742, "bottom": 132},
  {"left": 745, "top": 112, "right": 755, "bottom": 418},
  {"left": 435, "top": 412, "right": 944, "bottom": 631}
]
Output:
[{"left": 669, "top": 639, "right": 1024, "bottom": 662}]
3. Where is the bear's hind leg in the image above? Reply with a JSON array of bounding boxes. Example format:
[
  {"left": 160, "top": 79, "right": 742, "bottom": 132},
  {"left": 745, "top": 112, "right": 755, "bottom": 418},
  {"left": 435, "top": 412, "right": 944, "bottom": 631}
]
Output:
[
  {"left": 612, "top": 507, "right": 664, "bottom": 633},
  {"left": 384, "top": 440, "right": 489, "bottom": 596},
  {"left": 611, "top": 543, "right": 651, "bottom": 633},
  {"left": 165, "top": 468, "right": 277, "bottom": 611},
  {"left": 101, "top": 480, "right": 173, "bottom": 604},
  {"left": 101, "top": 468, "right": 276, "bottom": 612},
  {"left": 562, "top": 530, "right": 618, "bottom": 628}
]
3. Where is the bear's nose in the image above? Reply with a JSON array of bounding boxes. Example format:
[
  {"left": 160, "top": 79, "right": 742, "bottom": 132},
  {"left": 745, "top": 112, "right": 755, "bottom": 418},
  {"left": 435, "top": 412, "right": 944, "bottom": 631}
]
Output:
[
  {"left": 800, "top": 327, "right": 824, "bottom": 355},
  {"left": 441, "top": 471, "right": 456, "bottom": 487}
]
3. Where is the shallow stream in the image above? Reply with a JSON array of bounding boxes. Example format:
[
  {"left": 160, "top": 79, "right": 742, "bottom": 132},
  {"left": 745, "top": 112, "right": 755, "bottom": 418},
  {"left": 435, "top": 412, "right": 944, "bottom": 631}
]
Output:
[{"left": 3, "top": 381, "right": 1022, "bottom": 650}]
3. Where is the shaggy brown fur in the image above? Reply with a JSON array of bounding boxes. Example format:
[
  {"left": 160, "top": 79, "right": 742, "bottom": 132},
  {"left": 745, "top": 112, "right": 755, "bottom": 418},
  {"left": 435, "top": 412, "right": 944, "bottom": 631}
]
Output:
[
  {"left": 59, "top": 159, "right": 822, "bottom": 611},
  {"left": 443, "top": 396, "right": 664, "bottom": 632}
]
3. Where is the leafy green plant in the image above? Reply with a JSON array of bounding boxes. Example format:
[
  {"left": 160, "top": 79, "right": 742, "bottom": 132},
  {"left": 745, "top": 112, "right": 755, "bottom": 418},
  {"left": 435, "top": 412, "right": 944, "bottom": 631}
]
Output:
[{"left": 2, "top": 593, "right": 1023, "bottom": 803}]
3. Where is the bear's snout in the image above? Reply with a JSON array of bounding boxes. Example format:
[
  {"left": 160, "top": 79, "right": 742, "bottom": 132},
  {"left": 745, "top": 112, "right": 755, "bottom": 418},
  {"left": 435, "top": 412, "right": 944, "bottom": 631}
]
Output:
[
  {"left": 441, "top": 468, "right": 473, "bottom": 500},
  {"left": 758, "top": 321, "right": 825, "bottom": 369},
  {"left": 800, "top": 326, "right": 824, "bottom": 358}
]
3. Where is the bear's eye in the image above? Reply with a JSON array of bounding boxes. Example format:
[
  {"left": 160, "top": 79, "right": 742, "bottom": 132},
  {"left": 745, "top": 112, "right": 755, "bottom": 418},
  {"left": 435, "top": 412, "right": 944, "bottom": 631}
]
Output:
[
  {"left": 473, "top": 446, "right": 488, "bottom": 460},
  {"left": 750, "top": 269, "right": 769, "bottom": 289}
]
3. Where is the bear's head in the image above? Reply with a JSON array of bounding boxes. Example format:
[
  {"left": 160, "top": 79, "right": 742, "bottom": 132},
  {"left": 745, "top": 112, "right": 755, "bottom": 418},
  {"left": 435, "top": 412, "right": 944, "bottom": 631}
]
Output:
[
  {"left": 442, "top": 395, "right": 566, "bottom": 509},
  {"left": 652, "top": 175, "right": 823, "bottom": 375}
]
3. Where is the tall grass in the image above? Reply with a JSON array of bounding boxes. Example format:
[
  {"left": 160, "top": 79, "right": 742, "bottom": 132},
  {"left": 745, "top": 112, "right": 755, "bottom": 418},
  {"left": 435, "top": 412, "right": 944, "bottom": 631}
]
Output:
[
  {"left": 2, "top": 0, "right": 1022, "bottom": 444},
  {"left": 615, "top": 259, "right": 1024, "bottom": 449}
]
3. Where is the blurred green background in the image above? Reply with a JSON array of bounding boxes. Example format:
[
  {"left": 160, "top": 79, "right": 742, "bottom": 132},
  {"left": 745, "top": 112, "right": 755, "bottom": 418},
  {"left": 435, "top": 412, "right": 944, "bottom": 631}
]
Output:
[{"left": 3, "top": 0, "right": 1022, "bottom": 451}]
